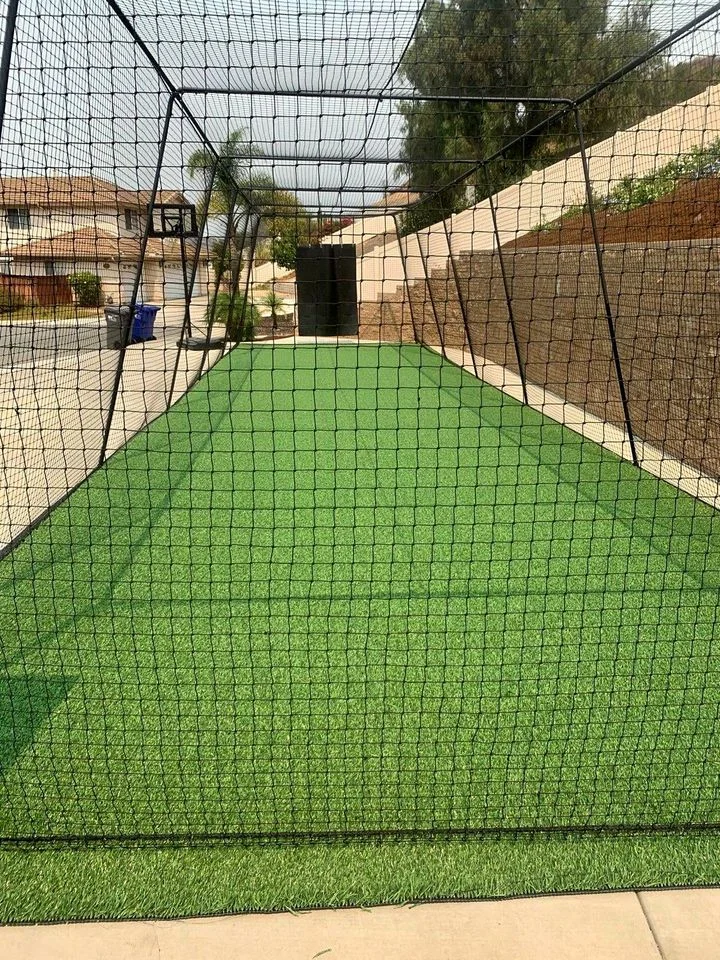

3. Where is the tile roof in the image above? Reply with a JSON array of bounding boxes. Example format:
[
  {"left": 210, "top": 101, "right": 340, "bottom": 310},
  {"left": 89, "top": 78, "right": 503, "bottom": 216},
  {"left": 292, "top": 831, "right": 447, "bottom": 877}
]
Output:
[
  {"left": 371, "top": 189, "right": 420, "bottom": 209},
  {"left": 0, "top": 175, "right": 186, "bottom": 210},
  {"left": 6, "top": 227, "right": 207, "bottom": 262}
]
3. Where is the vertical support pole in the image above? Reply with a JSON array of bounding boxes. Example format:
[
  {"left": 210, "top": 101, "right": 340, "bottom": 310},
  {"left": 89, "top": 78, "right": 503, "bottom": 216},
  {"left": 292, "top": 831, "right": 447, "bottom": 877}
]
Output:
[
  {"left": 0, "top": 0, "right": 19, "bottom": 142},
  {"left": 166, "top": 154, "right": 221, "bottom": 407},
  {"left": 416, "top": 225, "right": 448, "bottom": 360},
  {"left": 97, "top": 92, "right": 177, "bottom": 467},
  {"left": 192, "top": 208, "right": 258, "bottom": 388},
  {"left": 439, "top": 199, "right": 480, "bottom": 379},
  {"left": 391, "top": 212, "right": 421, "bottom": 345},
  {"left": 482, "top": 165, "right": 528, "bottom": 405},
  {"left": 573, "top": 104, "right": 639, "bottom": 467}
]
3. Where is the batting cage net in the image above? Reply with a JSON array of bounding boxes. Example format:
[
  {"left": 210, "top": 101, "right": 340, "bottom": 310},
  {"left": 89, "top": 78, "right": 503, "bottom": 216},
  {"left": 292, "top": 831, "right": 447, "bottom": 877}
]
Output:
[{"left": 1, "top": 0, "right": 720, "bottom": 844}]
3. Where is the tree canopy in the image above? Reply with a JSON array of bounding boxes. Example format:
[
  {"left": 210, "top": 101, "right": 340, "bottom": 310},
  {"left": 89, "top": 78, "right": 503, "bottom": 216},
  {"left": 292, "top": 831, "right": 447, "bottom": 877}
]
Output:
[
  {"left": 245, "top": 176, "right": 313, "bottom": 270},
  {"left": 397, "top": 0, "right": 675, "bottom": 231}
]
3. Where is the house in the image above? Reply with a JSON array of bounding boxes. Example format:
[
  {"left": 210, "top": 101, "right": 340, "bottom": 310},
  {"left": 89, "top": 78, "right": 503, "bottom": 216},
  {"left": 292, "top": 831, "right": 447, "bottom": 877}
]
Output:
[{"left": 0, "top": 175, "right": 211, "bottom": 305}]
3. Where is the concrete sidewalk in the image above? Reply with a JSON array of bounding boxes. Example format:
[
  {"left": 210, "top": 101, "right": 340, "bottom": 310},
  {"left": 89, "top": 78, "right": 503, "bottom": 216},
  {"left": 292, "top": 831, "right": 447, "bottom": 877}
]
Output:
[{"left": 1, "top": 890, "right": 719, "bottom": 959}]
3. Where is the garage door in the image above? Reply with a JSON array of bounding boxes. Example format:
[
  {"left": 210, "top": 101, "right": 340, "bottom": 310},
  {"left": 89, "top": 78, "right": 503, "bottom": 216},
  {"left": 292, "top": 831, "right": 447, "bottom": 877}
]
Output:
[
  {"left": 161, "top": 265, "right": 197, "bottom": 301},
  {"left": 120, "top": 273, "right": 146, "bottom": 304}
]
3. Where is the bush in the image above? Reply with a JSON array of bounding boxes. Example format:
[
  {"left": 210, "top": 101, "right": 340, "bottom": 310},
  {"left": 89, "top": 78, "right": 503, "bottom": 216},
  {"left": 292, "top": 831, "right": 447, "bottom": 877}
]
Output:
[
  {"left": 530, "top": 138, "right": 720, "bottom": 234},
  {"left": 0, "top": 288, "right": 26, "bottom": 313},
  {"left": 207, "top": 292, "right": 260, "bottom": 342},
  {"left": 601, "top": 137, "right": 720, "bottom": 214},
  {"left": 68, "top": 272, "right": 103, "bottom": 307}
]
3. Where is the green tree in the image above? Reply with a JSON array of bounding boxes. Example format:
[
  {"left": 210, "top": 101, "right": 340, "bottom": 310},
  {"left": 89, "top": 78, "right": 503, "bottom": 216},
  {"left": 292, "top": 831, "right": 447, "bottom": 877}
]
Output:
[
  {"left": 398, "top": 0, "right": 663, "bottom": 232},
  {"left": 68, "top": 272, "right": 103, "bottom": 307},
  {"left": 187, "top": 133, "right": 310, "bottom": 277},
  {"left": 241, "top": 175, "right": 312, "bottom": 270}
]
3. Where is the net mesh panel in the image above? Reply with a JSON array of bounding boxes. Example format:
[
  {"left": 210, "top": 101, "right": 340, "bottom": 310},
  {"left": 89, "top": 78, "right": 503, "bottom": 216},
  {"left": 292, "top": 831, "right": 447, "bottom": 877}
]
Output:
[{"left": 1, "top": 0, "right": 720, "bottom": 842}]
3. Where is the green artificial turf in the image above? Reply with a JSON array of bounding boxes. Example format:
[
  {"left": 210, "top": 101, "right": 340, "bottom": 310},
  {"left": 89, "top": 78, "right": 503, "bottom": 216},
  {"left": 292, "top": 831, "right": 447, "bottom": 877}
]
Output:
[
  {"left": 1, "top": 342, "right": 719, "bottom": 918},
  {"left": 2, "top": 833, "right": 720, "bottom": 923}
]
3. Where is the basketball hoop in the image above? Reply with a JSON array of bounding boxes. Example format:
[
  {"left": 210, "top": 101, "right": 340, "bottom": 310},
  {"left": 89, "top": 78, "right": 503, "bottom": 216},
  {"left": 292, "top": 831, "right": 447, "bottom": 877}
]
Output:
[{"left": 148, "top": 204, "right": 198, "bottom": 238}]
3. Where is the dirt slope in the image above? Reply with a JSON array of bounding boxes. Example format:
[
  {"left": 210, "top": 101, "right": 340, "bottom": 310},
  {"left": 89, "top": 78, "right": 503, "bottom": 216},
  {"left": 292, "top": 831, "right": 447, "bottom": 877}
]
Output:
[{"left": 511, "top": 176, "right": 720, "bottom": 248}]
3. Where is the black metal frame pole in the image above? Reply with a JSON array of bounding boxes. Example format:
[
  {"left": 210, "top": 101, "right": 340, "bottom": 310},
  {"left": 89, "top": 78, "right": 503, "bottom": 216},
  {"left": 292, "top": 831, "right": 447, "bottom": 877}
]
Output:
[
  {"left": 166, "top": 231, "right": 197, "bottom": 402},
  {"left": 178, "top": 87, "right": 575, "bottom": 105},
  {"left": 482, "top": 165, "right": 529, "bottom": 405},
  {"left": 97, "top": 0, "right": 267, "bottom": 468},
  {"left": 194, "top": 204, "right": 248, "bottom": 371},
  {"left": 392, "top": 213, "right": 421, "bottom": 345},
  {"left": 105, "top": 0, "right": 260, "bottom": 220},
  {"left": 192, "top": 208, "right": 257, "bottom": 388},
  {"left": 416, "top": 228, "right": 448, "bottom": 360},
  {"left": 439, "top": 199, "right": 480, "bottom": 379},
  {"left": 166, "top": 154, "right": 221, "bottom": 407},
  {"left": 97, "top": 96, "right": 176, "bottom": 467},
  {"left": 0, "top": 0, "right": 19, "bottom": 142},
  {"left": 96, "top": 5, "right": 265, "bottom": 463},
  {"left": 573, "top": 104, "right": 639, "bottom": 468}
]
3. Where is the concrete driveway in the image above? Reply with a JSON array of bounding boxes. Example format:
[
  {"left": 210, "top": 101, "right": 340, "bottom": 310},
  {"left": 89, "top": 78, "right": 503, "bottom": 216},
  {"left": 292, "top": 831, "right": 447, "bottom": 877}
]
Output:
[{"left": 0, "top": 300, "right": 226, "bottom": 552}]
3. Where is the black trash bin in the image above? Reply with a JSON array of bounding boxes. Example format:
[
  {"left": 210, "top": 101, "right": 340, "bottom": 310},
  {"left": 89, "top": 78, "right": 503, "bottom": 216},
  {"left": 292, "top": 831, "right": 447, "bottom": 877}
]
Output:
[
  {"left": 105, "top": 305, "right": 132, "bottom": 349},
  {"left": 105, "top": 303, "right": 160, "bottom": 348}
]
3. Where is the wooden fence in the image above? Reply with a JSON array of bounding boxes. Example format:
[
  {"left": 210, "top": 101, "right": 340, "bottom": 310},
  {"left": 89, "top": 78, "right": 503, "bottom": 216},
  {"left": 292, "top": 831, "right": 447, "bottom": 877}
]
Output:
[{"left": 0, "top": 273, "right": 73, "bottom": 307}]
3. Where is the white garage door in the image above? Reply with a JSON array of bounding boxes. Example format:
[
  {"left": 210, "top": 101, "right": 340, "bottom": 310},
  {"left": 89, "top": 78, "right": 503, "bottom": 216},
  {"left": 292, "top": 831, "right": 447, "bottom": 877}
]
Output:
[
  {"left": 161, "top": 264, "right": 197, "bottom": 301},
  {"left": 120, "top": 268, "right": 144, "bottom": 304}
]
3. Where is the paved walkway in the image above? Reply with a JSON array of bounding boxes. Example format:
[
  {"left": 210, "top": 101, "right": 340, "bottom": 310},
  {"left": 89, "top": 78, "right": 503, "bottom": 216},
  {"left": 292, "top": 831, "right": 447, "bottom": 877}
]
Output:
[{"left": 1, "top": 889, "right": 719, "bottom": 959}]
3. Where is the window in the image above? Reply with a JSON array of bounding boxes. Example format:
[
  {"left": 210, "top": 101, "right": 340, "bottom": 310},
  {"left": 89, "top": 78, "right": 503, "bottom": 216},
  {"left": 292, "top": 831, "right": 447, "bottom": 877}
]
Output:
[
  {"left": 124, "top": 208, "right": 139, "bottom": 231},
  {"left": 6, "top": 208, "right": 30, "bottom": 230},
  {"left": 44, "top": 261, "right": 55, "bottom": 276}
]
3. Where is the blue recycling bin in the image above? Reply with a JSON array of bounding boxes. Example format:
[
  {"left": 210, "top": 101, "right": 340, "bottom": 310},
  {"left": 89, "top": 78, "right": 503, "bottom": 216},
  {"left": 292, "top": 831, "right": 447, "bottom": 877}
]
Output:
[{"left": 132, "top": 303, "right": 160, "bottom": 341}]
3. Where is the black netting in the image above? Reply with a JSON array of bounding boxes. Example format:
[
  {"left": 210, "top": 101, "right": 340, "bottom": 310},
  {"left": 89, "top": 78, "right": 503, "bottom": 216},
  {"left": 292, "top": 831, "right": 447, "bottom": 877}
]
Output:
[{"left": 1, "top": 0, "right": 720, "bottom": 844}]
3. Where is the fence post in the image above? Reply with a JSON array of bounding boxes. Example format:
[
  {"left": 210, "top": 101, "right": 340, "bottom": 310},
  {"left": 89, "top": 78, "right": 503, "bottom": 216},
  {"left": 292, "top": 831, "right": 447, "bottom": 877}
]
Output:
[
  {"left": 573, "top": 104, "right": 639, "bottom": 468},
  {"left": 482, "top": 166, "right": 529, "bottom": 405}
]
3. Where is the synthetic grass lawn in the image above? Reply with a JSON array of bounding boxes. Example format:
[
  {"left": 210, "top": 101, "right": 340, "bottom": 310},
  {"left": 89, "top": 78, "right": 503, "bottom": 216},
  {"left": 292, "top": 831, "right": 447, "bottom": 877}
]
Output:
[
  {"left": 1, "top": 342, "right": 720, "bottom": 918},
  {"left": 2, "top": 832, "right": 720, "bottom": 923}
]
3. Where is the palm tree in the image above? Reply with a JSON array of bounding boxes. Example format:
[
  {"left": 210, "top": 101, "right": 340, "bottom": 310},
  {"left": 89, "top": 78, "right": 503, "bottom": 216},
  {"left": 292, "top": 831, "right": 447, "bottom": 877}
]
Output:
[
  {"left": 187, "top": 131, "right": 306, "bottom": 339},
  {"left": 261, "top": 291, "right": 287, "bottom": 332},
  {"left": 187, "top": 129, "right": 252, "bottom": 224},
  {"left": 187, "top": 129, "right": 255, "bottom": 288}
]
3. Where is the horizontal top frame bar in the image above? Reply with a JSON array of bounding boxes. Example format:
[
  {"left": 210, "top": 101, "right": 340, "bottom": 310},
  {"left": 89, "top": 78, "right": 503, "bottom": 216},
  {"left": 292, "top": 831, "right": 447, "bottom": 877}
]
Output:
[
  {"left": 196, "top": 153, "right": 532, "bottom": 165},
  {"left": 175, "top": 88, "right": 575, "bottom": 106},
  {"left": 209, "top": 184, "right": 472, "bottom": 196}
]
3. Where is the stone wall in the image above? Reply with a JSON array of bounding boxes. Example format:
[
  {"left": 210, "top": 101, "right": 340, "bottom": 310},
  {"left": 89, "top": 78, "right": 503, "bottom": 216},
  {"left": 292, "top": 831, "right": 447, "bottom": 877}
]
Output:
[{"left": 358, "top": 293, "right": 413, "bottom": 342}]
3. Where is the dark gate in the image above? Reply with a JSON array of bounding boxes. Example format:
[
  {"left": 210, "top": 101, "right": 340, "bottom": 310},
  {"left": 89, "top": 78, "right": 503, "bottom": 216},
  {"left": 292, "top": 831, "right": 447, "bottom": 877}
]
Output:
[{"left": 296, "top": 244, "right": 358, "bottom": 336}]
